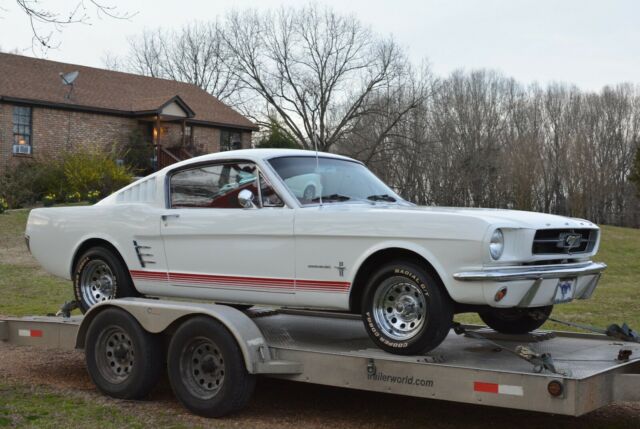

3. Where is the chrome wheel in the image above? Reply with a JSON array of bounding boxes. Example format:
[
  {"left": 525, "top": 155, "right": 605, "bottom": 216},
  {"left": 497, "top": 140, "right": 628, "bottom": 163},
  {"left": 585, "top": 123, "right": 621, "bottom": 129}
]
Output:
[
  {"left": 95, "top": 327, "right": 134, "bottom": 384},
  {"left": 80, "top": 260, "right": 116, "bottom": 307},
  {"left": 180, "top": 337, "right": 225, "bottom": 400},
  {"left": 372, "top": 276, "right": 427, "bottom": 341}
]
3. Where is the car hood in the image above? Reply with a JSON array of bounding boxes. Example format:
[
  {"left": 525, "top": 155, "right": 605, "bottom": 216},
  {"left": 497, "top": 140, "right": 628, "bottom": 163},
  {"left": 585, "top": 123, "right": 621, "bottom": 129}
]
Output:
[
  {"left": 401, "top": 205, "right": 598, "bottom": 229},
  {"left": 319, "top": 202, "right": 598, "bottom": 230}
]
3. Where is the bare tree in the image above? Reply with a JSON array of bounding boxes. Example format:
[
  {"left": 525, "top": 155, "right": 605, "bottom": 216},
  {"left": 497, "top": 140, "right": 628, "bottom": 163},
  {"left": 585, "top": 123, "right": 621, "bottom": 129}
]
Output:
[
  {"left": 110, "top": 22, "right": 241, "bottom": 105},
  {"left": 223, "top": 5, "right": 419, "bottom": 151},
  {"left": 3, "top": 0, "right": 135, "bottom": 52}
]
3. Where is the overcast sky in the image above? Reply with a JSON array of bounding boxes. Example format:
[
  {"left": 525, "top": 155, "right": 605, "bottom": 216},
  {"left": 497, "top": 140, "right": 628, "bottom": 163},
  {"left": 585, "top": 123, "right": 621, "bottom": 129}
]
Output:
[{"left": 1, "top": 0, "right": 638, "bottom": 91}]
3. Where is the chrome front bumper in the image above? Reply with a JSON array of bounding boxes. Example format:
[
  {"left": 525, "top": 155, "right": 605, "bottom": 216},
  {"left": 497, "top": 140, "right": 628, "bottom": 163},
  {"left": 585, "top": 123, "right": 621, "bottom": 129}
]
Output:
[
  {"left": 453, "top": 261, "right": 607, "bottom": 307},
  {"left": 453, "top": 261, "right": 607, "bottom": 282}
]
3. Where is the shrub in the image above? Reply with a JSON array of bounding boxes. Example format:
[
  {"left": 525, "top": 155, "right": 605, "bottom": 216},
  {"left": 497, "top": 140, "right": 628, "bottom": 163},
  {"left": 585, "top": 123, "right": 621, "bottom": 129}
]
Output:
[
  {"left": 0, "top": 145, "right": 133, "bottom": 209},
  {"left": 62, "top": 146, "right": 133, "bottom": 196},
  {"left": 43, "top": 193, "right": 56, "bottom": 207},
  {"left": 0, "top": 197, "right": 8, "bottom": 214},
  {"left": 256, "top": 119, "right": 300, "bottom": 149},
  {"left": 0, "top": 162, "right": 39, "bottom": 208},
  {"left": 121, "top": 129, "right": 154, "bottom": 175},
  {"left": 87, "top": 190, "right": 101, "bottom": 203},
  {"left": 66, "top": 191, "right": 81, "bottom": 203}
]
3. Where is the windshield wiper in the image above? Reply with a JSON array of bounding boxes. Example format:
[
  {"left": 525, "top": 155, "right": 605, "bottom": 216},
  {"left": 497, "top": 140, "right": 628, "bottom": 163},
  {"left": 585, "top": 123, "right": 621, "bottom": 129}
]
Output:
[
  {"left": 367, "top": 194, "right": 396, "bottom": 202},
  {"left": 311, "top": 194, "right": 351, "bottom": 203}
]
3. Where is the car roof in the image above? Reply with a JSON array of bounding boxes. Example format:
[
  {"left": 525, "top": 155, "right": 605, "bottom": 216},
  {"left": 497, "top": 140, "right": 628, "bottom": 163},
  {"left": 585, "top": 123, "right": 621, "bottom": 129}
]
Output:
[{"left": 159, "top": 148, "right": 358, "bottom": 172}]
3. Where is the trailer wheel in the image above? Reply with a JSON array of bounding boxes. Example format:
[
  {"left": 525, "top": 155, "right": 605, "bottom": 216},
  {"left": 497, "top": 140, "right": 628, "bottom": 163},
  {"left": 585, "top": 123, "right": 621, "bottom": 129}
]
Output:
[
  {"left": 479, "top": 305, "right": 553, "bottom": 334},
  {"left": 167, "top": 316, "right": 256, "bottom": 417},
  {"left": 361, "top": 260, "right": 453, "bottom": 355},
  {"left": 74, "top": 246, "right": 138, "bottom": 313},
  {"left": 85, "top": 308, "right": 162, "bottom": 399}
]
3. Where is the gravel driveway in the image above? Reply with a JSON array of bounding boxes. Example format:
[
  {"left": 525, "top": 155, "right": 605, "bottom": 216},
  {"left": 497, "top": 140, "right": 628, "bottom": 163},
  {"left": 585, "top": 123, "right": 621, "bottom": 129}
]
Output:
[{"left": 1, "top": 343, "right": 639, "bottom": 428}]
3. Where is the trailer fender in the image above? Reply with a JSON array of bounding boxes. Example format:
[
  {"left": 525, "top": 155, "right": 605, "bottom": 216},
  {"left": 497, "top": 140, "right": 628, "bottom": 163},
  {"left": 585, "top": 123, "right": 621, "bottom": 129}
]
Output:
[{"left": 76, "top": 298, "right": 272, "bottom": 374}]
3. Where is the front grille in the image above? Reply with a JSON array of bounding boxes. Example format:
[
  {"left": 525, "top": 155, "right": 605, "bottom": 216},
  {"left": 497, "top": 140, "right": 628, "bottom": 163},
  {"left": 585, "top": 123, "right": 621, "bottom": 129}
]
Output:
[{"left": 532, "top": 229, "right": 598, "bottom": 255}]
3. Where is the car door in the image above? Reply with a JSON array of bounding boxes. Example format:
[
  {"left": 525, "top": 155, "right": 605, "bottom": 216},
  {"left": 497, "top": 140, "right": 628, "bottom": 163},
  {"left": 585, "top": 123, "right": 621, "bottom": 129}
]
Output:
[{"left": 160, "top": 160, "right": 296, "bottom": 306}]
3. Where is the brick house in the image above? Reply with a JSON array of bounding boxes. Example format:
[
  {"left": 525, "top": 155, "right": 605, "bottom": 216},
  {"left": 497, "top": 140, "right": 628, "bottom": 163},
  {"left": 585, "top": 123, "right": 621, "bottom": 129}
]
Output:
[{"left": 0, "top": 53, "right": 257, "bottom": 173}]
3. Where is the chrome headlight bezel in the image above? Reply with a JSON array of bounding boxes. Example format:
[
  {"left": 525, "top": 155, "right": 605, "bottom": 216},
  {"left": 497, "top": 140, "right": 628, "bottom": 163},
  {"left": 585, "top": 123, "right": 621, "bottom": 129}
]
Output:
[{"left": 489, "top": 228, "right": 504, "bottom": 260}]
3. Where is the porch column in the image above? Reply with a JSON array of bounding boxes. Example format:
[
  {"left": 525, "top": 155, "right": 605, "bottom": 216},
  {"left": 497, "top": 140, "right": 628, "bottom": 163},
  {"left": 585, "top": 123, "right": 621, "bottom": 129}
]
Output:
[{"left": 181, "top": 119, "right": 186, "bottom": 147}]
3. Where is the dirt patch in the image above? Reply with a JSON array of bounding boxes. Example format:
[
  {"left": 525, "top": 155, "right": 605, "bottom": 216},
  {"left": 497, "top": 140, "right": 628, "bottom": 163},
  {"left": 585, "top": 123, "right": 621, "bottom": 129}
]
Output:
[{"left": 1, "top": 343, "right": 639, "bottom": 429}]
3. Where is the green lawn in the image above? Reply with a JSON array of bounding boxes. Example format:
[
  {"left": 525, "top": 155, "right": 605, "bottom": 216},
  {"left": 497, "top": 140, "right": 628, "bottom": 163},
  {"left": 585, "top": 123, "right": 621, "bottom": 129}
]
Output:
[
  {"left": 0, "top": 210, "right": 73, "bottom": 317},
  {"left": 0, "top": 384, "right": 194, "bottom": 428}
]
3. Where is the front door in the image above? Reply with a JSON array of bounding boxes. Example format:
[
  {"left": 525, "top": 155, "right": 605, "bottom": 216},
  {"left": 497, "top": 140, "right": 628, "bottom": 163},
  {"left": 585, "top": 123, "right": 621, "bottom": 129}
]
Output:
[{"left": 160, "top": 161, "right": 296, "bottom": 306}]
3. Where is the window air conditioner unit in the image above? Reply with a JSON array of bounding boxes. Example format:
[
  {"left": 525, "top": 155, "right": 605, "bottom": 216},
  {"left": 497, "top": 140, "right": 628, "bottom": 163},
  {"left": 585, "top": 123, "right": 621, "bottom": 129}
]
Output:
[{"left": 13, "top": 144, "right": 32, "bottom": 155}]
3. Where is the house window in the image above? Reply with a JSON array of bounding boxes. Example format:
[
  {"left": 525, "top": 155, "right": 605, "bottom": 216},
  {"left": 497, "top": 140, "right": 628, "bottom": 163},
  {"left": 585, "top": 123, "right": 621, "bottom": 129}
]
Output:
[
  {"left": 12, "top": 106, "right": 32, "bottom": 155},
  {"left": 220, "top": 130, "right": 242, "bottom": 152}
]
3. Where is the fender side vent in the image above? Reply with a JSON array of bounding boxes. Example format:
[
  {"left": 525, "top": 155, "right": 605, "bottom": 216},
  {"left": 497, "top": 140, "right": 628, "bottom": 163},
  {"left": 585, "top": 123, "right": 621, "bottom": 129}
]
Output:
[{"left": 133, "top": 240, "right": 156, "bottom": 268}]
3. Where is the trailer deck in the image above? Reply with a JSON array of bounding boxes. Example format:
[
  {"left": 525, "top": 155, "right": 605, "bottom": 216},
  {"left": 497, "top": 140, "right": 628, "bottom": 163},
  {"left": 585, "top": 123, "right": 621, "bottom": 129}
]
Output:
[{"left": 1, "top": 305, "right": 639, "bottom": 416}]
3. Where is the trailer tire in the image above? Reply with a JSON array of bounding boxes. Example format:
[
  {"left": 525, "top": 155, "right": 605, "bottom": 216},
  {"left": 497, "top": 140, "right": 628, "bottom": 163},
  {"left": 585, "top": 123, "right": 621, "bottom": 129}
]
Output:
[
  {"left": 361, "top": 260, "right": 453, "bottom": 355},
  {"left": 167, "top": 316, "right": 256, "bottom": 417},
  {"left": 74, "top": 246, "right": 138, "bottom": 314},
  {"left": 479, "top": 305, "right": 553, "bottom": 334},
  {"left": 85, "top": 308, "right": 162, "bottom": 399}
]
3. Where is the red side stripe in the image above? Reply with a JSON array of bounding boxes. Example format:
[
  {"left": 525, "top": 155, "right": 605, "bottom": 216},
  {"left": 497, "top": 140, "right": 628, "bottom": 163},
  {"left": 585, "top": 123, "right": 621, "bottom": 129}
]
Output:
[
  {"left": 474, "top": 382, "right": 499, "bottom": 394},
  {"left": 31, "top": 329, "right": 43, "bottom": 338},
  {"left": 130, "top": 270, "right": 350, "bottom": 291}
]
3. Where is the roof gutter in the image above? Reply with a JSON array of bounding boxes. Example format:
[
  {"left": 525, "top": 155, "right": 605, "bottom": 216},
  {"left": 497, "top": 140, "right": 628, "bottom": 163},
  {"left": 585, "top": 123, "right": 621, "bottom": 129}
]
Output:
[{"left": 0, "top": 96, "right": 258, "bottom": 131}]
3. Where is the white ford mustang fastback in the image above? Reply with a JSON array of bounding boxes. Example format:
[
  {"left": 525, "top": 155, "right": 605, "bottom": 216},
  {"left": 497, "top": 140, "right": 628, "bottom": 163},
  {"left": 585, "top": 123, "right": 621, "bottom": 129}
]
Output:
[{"left": 25, "top": 149, "right": 606, "bottom": 354}]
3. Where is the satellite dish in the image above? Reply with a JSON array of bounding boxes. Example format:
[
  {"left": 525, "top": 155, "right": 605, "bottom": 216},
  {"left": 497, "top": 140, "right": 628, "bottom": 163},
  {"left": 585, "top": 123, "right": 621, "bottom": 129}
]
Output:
[
  {"left": 60, "top": 71, "right": 79, "bottom": 85},
  {"left": 59, "top": 71, "right": 79, "bottom": 100}
]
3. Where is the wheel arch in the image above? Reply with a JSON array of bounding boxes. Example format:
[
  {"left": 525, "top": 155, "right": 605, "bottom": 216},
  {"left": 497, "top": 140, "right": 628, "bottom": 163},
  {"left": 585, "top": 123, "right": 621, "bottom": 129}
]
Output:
[
  {"left": 76, "top": 299, "right": 270, "bottom": 374},
  {"left": 70, "top": 237, "right": 130, "bottom": 279},
  {"left": 348, "top": 245, "right": 452, "bottom": 314}
]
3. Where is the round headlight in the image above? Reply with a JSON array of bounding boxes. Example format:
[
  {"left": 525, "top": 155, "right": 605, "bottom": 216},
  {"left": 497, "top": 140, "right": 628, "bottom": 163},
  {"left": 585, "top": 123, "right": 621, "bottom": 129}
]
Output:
[{"left": 489, "top": 229, "right": 504, "bottom": 260}]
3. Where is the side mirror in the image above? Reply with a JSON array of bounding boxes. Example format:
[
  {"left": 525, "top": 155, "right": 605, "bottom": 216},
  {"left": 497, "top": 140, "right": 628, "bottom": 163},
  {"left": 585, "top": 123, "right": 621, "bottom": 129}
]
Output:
[{"left": 238, "top": 189, "right": 257, "bottom": 209}]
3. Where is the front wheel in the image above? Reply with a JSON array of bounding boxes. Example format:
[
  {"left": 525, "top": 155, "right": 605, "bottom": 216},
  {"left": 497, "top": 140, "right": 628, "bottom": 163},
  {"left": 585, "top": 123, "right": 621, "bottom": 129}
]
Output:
[
  {"left": 361, "top": 261, "right": 453, "bottom": 355},
  {"left": 479, "top": 305, "right": 553, "bottom": 334}
]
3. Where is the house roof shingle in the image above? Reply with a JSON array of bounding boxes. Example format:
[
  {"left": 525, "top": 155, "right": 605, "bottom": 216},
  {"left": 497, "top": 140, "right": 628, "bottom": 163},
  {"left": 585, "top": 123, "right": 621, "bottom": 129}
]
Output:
[{"left": 0, "top": 53, "right": 257, "bottom": 130}]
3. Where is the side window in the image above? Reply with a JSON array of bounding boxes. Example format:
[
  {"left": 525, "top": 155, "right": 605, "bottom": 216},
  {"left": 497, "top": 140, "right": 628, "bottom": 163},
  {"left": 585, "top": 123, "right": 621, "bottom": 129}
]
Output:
[
  {"left": 12, "top": 106, "right": 32, "bottom": 155},
  {"left": 259, "top": 173, "right": 284, "bottom": 207},
  {"left": 170, "top": 162, "right": 259, "bottom": 208}
]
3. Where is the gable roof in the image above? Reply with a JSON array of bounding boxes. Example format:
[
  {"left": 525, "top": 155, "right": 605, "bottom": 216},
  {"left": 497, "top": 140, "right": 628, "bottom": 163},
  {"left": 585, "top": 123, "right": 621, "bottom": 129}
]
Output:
[{"left": 0, "top": 53, "right": 257, "bottom": 130}]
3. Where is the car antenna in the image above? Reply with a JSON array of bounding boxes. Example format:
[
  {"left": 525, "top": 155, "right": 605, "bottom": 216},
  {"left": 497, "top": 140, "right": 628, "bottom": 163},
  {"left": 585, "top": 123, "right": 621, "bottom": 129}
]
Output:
[{"left": 313, "top": 133, "right": 322, "bottom": 206}]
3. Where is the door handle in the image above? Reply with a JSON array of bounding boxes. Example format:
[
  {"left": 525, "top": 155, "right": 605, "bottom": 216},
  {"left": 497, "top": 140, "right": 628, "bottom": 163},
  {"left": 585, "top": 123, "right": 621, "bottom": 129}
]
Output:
[{"left": 161, "top": 214, "right": 180, "bottom": 221}]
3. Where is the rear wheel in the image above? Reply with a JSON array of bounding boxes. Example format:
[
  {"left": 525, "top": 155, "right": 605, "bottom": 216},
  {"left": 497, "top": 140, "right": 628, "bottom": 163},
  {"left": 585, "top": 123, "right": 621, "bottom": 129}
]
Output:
[
  {"left": 167, "top": 316, "right": 256, "bottom": 417},
  {"left": 84, "top": 308, "right": 162, "bottom": 399},
  {"left": 479, "top": 305, "right": 553, "bottom": 334},
  {"left": 361, "top": 261, "right": 453, "bottom": 355},
  {"left": 73, "top": 246, "right": 138, "bottom": 313}
]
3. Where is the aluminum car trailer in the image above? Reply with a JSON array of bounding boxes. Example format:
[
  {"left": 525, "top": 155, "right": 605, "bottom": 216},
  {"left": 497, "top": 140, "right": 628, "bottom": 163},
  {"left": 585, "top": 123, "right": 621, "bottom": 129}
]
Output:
[{"left": 1, "top": 297, "right": 639, "bottom": 417}]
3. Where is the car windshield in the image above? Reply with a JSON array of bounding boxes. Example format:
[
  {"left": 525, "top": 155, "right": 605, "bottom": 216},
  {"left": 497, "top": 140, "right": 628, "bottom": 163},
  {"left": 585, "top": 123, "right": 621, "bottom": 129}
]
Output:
[{"left": 268, "top": 156, "right": 403, "bottom": 205}]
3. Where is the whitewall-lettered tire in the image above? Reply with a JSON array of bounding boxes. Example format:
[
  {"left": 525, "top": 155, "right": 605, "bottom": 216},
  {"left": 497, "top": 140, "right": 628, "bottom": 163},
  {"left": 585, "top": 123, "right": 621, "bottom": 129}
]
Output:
[
  {"left": 361, "top": 261, "right": 453, "bottom": 355},
  {"left": 73, "top": 246, "right": 138, "bottom": 313}
]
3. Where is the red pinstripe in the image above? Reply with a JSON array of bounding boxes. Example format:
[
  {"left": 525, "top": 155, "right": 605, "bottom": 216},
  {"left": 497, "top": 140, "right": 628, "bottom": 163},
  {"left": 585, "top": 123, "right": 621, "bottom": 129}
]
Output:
[{"left": 129, "top": 270, "right": 350, "bottom": 292}]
